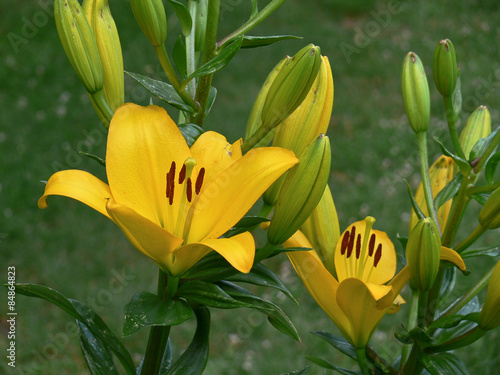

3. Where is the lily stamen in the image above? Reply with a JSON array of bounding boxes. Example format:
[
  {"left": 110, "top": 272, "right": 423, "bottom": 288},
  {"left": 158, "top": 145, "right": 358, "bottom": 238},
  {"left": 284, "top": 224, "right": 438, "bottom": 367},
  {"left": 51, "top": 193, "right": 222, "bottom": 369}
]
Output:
[{"left": 174, "top": 157, "right": 197, "bottom": 237}]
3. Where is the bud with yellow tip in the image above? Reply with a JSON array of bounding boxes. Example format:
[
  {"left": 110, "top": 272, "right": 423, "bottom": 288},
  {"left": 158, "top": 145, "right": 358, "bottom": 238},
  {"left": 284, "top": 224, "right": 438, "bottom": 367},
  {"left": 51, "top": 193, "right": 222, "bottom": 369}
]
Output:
[
  {"left": 459, "top": 105, "right": 491, "bottom": 160},
  {"left": 433, "top": 39, "right": 458, "bottom": 98},
  {"left": 402, "top": 51, "right": 430, "bottom": 133},
  {"left": 479, "top": 259, "right": 500, "bottom": 330},
  {"left": 130, "top": 0, "right": 168, "bottom": 47}
]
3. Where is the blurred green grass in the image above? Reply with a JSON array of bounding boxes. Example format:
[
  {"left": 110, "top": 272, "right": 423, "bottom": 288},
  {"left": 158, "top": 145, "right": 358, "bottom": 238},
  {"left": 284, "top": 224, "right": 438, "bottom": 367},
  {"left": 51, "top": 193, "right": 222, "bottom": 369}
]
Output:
[{"left": 1, "top": 0, "right": 499, "bottom": 373}]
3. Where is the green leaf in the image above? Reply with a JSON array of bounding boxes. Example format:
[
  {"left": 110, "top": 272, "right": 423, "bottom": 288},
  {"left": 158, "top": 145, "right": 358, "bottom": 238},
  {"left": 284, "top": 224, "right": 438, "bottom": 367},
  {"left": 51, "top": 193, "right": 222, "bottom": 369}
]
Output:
[
  {"left": 178, "top": 123, "right": 204, "bottom": 147},
  {"left": 433, "top": 297, "right": 479, "bottom": 345},
  {"left": 281, "top": 367, "right": 309, "bottom": 375},
  {"left": 136, "top": 339, "right": 173, "bottom": 375},
  {"left": 78, "top": 321, "right": 120, "bottom": 375},
  {"left": 79, "top": 152, "right": 106, "bottom": 167},
  {"left": 176, "top": 280, "right": 251, "bottom": 309},
  {"left": 205, "top": 86, "right": 217, "bottom": 115},
  {"left": 181, "top": 252, "right": 234, "bottom": 279},
  {"left": 226, "top": 263, "right": 297, "bottom": 302},
  {"left": 421, "top": 353, "right": 470, "bottom": 375},
  {"left": 434, "top": 137, "right": 471, "bottom": 174},
  {"left": 470, "top": 192, "right": 491, "bottom": 206},
  {"left": 461, "top": 244, "right": 500, "bottom": 259},
  {"left": 405, "top": 179, "right": 425, "bottom": 220},
  {"left": 14, "top": 284, "right": 135, "bottom": 375},
  {"left": 167, "top": 0, "right": 192, "bottom": 37},
  {"left": 166, "top": 307, "right": 210, "bottom": 375},
  {"left": 224, "top": 215, "right": 270, "bottom": 237},
  {"left": 241, "top": 35, "right": 302, "bottom": 48},
  {"left": 305, "top": 356, "right": 360, "bottom": 374},
  {"left": 311, "top": 331, "right": 357, "bottom": 360},
  {"left": 123, "top": 291, "right": 193, "bottom": 336},
  {"left": 250, "top": 0, "right": 258, "bottom": 17},
  {"left": 173, "top": 36, "right": 187, "bottom": 79},
  {"left": 434, "top": 173, "right": 462, "bottom": 209},
  {"left": 435, "top": 266, "right": 456, "bottom": 311},
  {"left": 125, "top": 71, "right": 194, "bottom": 113},
  {"left": 186, "top": 36, "right": 244, "bottom": 81},
  {"left": 469, "top": 126, "right": 500, "bottom": 162},
  {"left": 485, "top": 152, "right": 500, "bottom": 184},
  {"left": 397, "top": 234, "right": 409, "bottom": 253}
]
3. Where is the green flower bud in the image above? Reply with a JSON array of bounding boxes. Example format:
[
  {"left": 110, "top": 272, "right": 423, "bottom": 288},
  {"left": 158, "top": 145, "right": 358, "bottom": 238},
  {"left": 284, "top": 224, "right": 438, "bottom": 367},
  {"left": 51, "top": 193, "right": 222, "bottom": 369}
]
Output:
[
  {"left": 406, "top": 218, "right": 441, "bottom": 291},
  {"left": 130, "top": 0, "right": 167, "bottom": 47},
  {"left": 433, "top": 39, "right": 458, "bottom": 97},
  {"left": 478, "top": 187, "right": 500, "bottom": 229},
  {"left": 459, "top": 105, "right": 491, "bottom": 160},
  {"left": 54, "top": 0, "right": 103, "bottom": 94},
  {"left": 83, "top": 0, "right": 124, "bottom": 112},
  {"left": 268, "top": 134, "right": 331, "bottom": 245},
  {"left": 301, "top": 184, "right": 340, "bottom": 278},
  {"left": 261, "top": 44, "right": 322, "bottom": 132},
  {"left": 479, "top": 260, "right": 500, "bottom": 330},
  {"left": 402, "top": 52, "right": 430, "bottom": 133}
]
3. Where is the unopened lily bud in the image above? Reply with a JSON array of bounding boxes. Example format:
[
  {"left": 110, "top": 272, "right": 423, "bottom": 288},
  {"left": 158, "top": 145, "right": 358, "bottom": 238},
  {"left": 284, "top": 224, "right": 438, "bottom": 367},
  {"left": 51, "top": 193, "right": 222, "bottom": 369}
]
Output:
[
  {"left": 261, "top": 44, "right": 322, "bottom": 132},
  {"left": 263, "top": 56, "right": 333, "bottom": 206},
  {"left": 402, "top": 52, "right": 430, "bottom": 133},
  {"left": 301, "top": 184, "right": 340, "bottom": 277},
  {"left": 409, "top": 155, "right": 454, "bottom": 231},
  {"left": 130, "top": 0, "right": 167, "bottom": 47},
  {"left": 479, "top": 260, "right": 500, "bottom": 330},
  {"left": 478, "top": 187, "right": 500, "bottom": 229},
  {"left": 268, "top": 134, "right": 331, "bottom": 245},
  {"left": 406, "top": 218, "right": 441, "bottom": 291},
  {"left": 54, "top": 0, "right": 103, "bottom": 94},
  {"left": 433, "top": 39, "right": 458, "bottom": 97},
  {"left": 459, "top": 106, "right": 491, "bottom": 160},
  {"left": 83, "top": 0, "right": 124, "bottom": 112}
]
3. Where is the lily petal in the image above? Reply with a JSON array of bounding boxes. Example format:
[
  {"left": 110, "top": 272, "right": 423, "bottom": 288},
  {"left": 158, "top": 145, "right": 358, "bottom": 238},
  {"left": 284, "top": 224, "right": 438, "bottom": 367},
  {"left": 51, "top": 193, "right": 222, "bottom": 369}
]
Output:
[
  {"left": 106, "top": 103, "right": 191, "bottom": 231},
  {"left": 38, "top": 170, "right": 112, "bottom": 219},
  {"left": 440, "top": 246, "right": 466, "bottom": 271},
  {"left": 173, "top": 232, "right": 255, "bottom": 276},
  {"left": 106, "top": 200, "right": 184, "bottom": 271},
  {"left": 186, "top": 147, "right": 298, "bottom": 242}
]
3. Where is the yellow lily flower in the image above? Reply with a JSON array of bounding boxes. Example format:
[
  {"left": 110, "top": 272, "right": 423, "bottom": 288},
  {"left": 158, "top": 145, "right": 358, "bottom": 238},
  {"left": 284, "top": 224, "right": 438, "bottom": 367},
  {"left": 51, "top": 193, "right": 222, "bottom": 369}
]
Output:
[
  {"left": 39, "top": 103, "right": 298, "bottom": 276},
  {"left": 285, "top": 217, "right": 465, "bottom": 348}
]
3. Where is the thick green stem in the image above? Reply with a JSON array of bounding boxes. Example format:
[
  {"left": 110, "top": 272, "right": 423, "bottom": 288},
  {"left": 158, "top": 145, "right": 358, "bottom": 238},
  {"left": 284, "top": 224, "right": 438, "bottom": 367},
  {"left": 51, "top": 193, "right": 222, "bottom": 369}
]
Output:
[
  {"left": 474, "top": 128, "right": 500, "bottom": 173},
  {"left": 191, "top": 0, "right": 220, "bottom": 126},
  {"left": 443, "top": 96, "right": 466, "bottom": 160},
  {"left": 355, "top": 347, "right": 371, "bottom": 375},
  {"left": 91, "top": 90, "right": 113, "bottom": 126},
  {"left": 417, "top": 289, "right": 429, "bottom": 328},
  {"left": 217, "top": 0, "right": 288, "bottom": 47},
  {"left": 140, "top": 270, "right": 172, "bottom": 375},
  {"left": 417, "top": 131, "right": 440, "bottom": 230},
  {"left": 454, "top": 224, "right": 487, "bottom": 253},
  {"left": 441, "top": 174, "right": 472, "bottom": 247},
  {"left": 401, "top": 291, "right": 419, "bottom": 369}
]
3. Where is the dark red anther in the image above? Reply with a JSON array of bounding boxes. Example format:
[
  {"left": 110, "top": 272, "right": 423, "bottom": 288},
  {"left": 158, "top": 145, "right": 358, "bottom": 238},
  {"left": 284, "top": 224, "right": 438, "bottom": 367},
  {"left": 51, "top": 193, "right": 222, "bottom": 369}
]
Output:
[
  {"left": 166, "top": 161, "right": 176, "bottom": 205},
  {"left": 179, "top": 164, "right": 186, "bottom": 184},
  {"left": 355, "top": 234, "right": 361, "bottom": 259},
  {"left": 195, "top": 168, "right": 205, "bottom": 195},
  {"left": 346, "top": 226, "right": 356, "bottom": 258},
  {"left": 374, "top": 244, "right": 382, "bottom": 267},
  {"left": 340, "top": 230, "right": 350, "bottom": 255},
  {"left": 186, "top": 178, "right": 193, "bottom": 202},
  {"left": 369, "top": 233, "right": 376, "bottom": 256}
]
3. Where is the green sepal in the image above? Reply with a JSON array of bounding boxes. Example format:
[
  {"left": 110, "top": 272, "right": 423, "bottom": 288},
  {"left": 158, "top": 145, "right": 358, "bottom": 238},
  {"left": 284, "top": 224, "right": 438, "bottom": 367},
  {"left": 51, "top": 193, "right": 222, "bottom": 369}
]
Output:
[
  {"left": 434, "top": 173, "right": 462, "bottom": 209},
  {"left": 14, "top": 283, "right": 135, "bottom": 375},
  {"left": 185, "top": 36, "right": 243, "bottom": 81},
  {"left": 469, "top": 126, "right": 500, "bottom": 162},
  {"left": 281, "top": 367, "right": 310, "bottom": 375},
  {"left": 136, "top": 339, "right": 173, "bottom": 374},
  {"left": 226, "top": 263, "right": 296, "bottom": 302},
  {"left": 176, "top": 280, "right": 251, "bottom": 309},
  {"left": 123, "top": 291, "right": 193, "bottom": 336},
  {"left": 434, "top": 137, "right": 471, "bottom": 174},
  {"left": 219, "top": 281, "right": 300, "bottom": 341},
  {"left": 485, "top": 152, "right": 500, "bottom": 184},
  {"left": 167, "top": 0, "right": 192, "bottom": 37},
  {"left": 420, "top": 352, "right": 470, "bottom": 375},
  {"left": 310, "top": 331, "right": 357, "bottom": 360},
  {"left": 224, "top": 215, "right": 270, "bottom": 237},
  {"left": 405, "top": 179, "right": 425, "bottom": 220},
  {"left": 79, "top": 152, "right": 106, "bottom": 167},
  {"left": 165, "top": 306, "right": 210, "bottom": 375},
  {"left": 305, "top": 356, "right": 360, "bottom": 374},
  {"left": 240, "top": 35, "right": 302, "bottom": 48},
  {"left": 125, "top": 71, "right": 194, "bottom": 113},
  {"left": 172, "top": 36, "right": 187, "bottom": 79},
  {"left": 78, "top": 321, "right": 120, "bottom": 375},
  {"left": 178, "top": 123, "right": 204, "bottom": 146},
  {"left": 461, "top": 244, "right": 500, "bottom": 259}
]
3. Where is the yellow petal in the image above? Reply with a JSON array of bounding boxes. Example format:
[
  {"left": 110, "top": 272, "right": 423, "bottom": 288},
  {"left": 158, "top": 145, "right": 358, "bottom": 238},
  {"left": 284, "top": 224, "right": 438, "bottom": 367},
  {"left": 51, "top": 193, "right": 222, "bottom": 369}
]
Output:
[
  {"left": 336, "top": 278, "right": 395, "bottom": 348},
  {"left": 106, "top": 103, "right": 191, "bottom": 231},
  {"left": 106, "top": 200, "right": 184, "bottom": 272},
  {"left": 440, "top": 246, "right": 466, "bottom": 271},
  {"left": 186, "top": 147, "right": 298, "bottom": 242},
  {"left": 38, "top": 170, "right": 112, "bottom": 219},
  {"left": 173, "top": 232, "right": 255, "bottom": 276}
]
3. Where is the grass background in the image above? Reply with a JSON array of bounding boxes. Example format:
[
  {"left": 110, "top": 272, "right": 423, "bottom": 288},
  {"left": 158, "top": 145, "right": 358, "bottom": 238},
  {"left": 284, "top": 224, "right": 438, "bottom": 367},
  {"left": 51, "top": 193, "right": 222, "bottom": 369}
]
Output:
[{"left": 1, "top": 0, "right": 500, "bottom": 373}]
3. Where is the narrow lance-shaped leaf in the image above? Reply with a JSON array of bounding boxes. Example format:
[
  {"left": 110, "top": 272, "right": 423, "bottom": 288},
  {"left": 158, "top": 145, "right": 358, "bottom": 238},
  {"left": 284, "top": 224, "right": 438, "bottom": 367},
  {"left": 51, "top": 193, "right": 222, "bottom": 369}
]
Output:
[
  {"left": 167, "top": 0, "right": 192, "bottom": 36},
  {"left": 434, "top": 137, "right": 471, "bottom": 174},
  {"left": 485, "top": 152, "right": 500, "bottom": 185},
  {"left": 176, "top": 280, "right": 252, "bottom": 309},
  {"left": 434, "top": 173, "right": 462, "bottom": 209},
  {"left": 241, "top": 35, "right": 302, "bottom": 48}
]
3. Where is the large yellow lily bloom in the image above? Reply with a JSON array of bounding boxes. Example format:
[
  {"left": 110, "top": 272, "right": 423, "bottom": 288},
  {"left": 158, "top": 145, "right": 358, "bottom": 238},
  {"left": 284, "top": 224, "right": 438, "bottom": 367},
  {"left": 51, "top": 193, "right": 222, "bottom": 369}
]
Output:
[
  {"left": 39, "top": 103, "right": 298, "bottom": 276},
  {"left": 285, "top": 217, "right": 465, "bottom": 349}
]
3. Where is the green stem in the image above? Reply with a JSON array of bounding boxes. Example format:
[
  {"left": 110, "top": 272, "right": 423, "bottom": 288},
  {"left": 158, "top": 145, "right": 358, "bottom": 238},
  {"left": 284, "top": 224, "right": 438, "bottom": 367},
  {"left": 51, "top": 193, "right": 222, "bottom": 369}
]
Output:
[
  {"left": 257, "top": 202, "right": 274, "bottom": 218},
  {"left": 441, "top": 174, "right": 472, "bottom": 247},
  {"left": 401, "top": 291, "right": 419, "bottom": 369},
  {"left": 443, "top": 96, "right": 466, "bottom": 160},
  {"left": 467, "top": 181, "right": 500, "bottom": 196},
  {"left": 417, "top": 131, "right": 440, "bottom": 230},
  {"left": 185, "top": 1, "right": 198, "bottom": 99},
  {"left": 191, "top": 0, "right": 220, "bottom": 126},
  {"left": 241, "top": 122, "right": 272, "bottom": 153},
  {"left": 91, "top": 90, "right": 113, "bottom": 126},
  {"left": 474, "top": 128, "right": 500, "bottom": 173},
  {"left": 140, "top": 270, "right": 172, "bottom": 375},
  {"left": 417, "top": 289, "right": 429, "bottom": 328},
  {"left": 155, "top": 45, "right": 199, "bottom": 112},
  {"left": 426, "top": 325, "right": 486, "bottom": 353},
  {"left": 366, "top": 346, "right": 399, "bottom": 374},
  {"left": 401, "top": 345, "right": 423, "bottom": 375},
  {"left": 255, "top": 241, "right": 277, "bottom": 263},
  {"left": 454, "top": 224, "right": 487, "bottom": 253},
  {"left": 217, "top": 0, "right": 288, "bottom": 48},
  {"left": 355, "top": 347, "right": 371, "bottom": 375}
]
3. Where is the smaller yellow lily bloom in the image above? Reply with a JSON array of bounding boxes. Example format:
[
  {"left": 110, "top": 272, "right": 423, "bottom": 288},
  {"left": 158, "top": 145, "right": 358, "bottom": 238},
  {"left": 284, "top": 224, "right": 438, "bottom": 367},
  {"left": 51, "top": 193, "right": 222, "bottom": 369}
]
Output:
[
  {"left": 286, "top": 217, "right": 465, "bottom": 349},
  {"left": 39, "top": 103, "right": 298, "bottom": 276}
]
